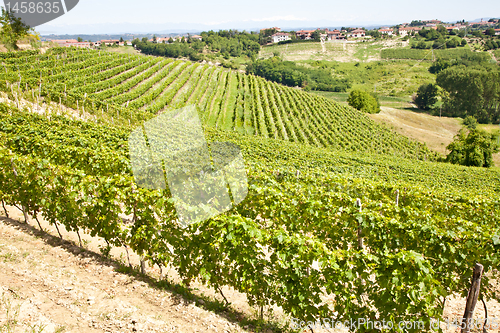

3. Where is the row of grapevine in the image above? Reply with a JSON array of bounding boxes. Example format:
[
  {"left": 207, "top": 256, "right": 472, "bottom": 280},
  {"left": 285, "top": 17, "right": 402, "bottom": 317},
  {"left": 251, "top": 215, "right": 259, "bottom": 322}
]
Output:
[
  {"left": 1, "top": 48, "right": 438, "bottom": 160},
  {"left": 1, "top": 104, "right": 500, "bottom": 332}
]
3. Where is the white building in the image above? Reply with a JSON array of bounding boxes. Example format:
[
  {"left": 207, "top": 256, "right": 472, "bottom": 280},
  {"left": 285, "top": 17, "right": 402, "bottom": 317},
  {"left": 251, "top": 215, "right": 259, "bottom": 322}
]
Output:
[
  {"left": 270, "top": 32, "right": 290, "bottom": 43},
  {"left": 398, "top": 27, "right": 421, "bottom": 37},
  {"left": 348, "top": 29, "right": 366, "bottom": 38},
  {"left": 378, "top": 28, "right": 394, "bottom": 35}
]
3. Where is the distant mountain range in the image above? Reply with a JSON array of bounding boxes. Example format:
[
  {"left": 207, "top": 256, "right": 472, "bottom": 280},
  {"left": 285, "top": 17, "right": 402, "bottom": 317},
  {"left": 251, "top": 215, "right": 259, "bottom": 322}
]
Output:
[{"left": 39, "top": 17, "right": 498, "bottom": 37}]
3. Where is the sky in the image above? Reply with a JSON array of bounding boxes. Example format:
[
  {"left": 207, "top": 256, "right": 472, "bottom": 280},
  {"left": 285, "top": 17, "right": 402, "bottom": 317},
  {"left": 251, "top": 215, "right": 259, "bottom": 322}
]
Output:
[{"left": 35, "top": 0, "right": 500, "bottom": 35}]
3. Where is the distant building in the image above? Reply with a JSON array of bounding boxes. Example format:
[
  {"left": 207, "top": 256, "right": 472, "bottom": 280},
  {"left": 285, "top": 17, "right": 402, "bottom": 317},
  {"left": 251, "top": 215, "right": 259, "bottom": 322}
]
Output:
[
  {"left": 260, "top": 27, "right": 281, "bottom": 32},
  {"left": 296, "top": 29, "right": 315, "bottom": 39},
  {"left": 100, "top": 39, "right": 120, "bottom": 46},
  {"left": 423, "top": 19, "right": 441, "bottom": 24},
  {"left": 327, "top": 29, "right": 342, "bottom": 40},
  {"left": 378, "top": 28, "right": 394, "bottom": 35},
  {"left": 155, "top": 37, "right": 171, "bottom": 43},
  {"left": 496, "top": 29, "right": 500, "bottom": 35},
  {"left": 191, "top": 35, "right": 203, "bottom": 41},
  {"left": 348, "top": 29, "right": 366, "bottom": 38},
  {"left": 398, "top": 26, "right": 421, "bottom": 37},
  {"left": 50, "top": 39, "right": 90, "bottom": 48},
  {"left": 270, "top": 32, "right": 290, "bottom": 43}
]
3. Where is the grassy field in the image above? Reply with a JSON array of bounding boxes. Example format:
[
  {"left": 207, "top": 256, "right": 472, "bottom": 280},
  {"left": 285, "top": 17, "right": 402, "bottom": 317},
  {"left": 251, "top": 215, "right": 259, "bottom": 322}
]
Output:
[
  {"left": 260, "top": 40, "right": 387, "bottom": 62},
  {"left": 304, "top": 59, "right": 434, "bottom": 97},
  {"left": 103, "top": 45, "right": 141, "bottom": 55}
]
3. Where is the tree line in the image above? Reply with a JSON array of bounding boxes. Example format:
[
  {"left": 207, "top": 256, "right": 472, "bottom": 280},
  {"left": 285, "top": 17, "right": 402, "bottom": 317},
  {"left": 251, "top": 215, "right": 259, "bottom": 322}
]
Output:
[
  {"left": 132, "top": 30, "right": 261, "bottom": 61},
  {"left": 246, "top": 56, "right": 351, "bottom": 92}
]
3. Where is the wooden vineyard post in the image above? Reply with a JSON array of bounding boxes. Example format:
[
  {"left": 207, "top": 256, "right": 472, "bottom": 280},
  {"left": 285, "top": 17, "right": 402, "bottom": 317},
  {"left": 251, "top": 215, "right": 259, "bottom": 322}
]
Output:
[
  {"left": 461, "top": 263, "right": 484, "bottom": 333},
  {"left": 356, "top": 198, "right": 363, "bottom": 249}
]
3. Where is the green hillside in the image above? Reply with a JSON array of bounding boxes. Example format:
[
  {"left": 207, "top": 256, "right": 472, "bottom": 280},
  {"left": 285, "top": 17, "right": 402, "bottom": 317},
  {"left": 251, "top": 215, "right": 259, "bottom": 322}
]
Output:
[
  {"left": 1, "top": 46, "right": 500, "bottom": 332},
  {"left": 1, "top": 48, "right": 435, "bottom": 160},
  {"left": 1, "top": 102, "right": 500, "bottom": 331}
]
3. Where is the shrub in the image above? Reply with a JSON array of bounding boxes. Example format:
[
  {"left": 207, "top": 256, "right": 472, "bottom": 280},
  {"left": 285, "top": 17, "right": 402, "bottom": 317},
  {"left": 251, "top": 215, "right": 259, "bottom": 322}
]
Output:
[
  {"left": 446, "top": 128, "right": 498, "bottom": 167},
  {"left": 347, "top": 90, "right": 380, "bottom": 114}
]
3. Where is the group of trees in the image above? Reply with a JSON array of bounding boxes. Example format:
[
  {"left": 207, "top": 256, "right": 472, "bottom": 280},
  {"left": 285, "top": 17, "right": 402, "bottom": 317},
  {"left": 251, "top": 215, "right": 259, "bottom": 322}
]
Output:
[
  {"left": 0, "top": 8, "right": 34, "bottom": 50},
  {"left": 133, "top": 30, "right": 261, "bottom": 61},
  {"left": 246, "top": 56, "right": 351, "bottom": 92},
  {"left": 446, "top": 117, "right": 498, "bottom": 168},
  {"left": 409, "top": 25, "right": 468, "bottom": 50},
  {"left": 415, "top": 52, "right": 500, "bottom": 123},
  {"left": 437, "top": 66, "right": 500, "bottom": 123}
]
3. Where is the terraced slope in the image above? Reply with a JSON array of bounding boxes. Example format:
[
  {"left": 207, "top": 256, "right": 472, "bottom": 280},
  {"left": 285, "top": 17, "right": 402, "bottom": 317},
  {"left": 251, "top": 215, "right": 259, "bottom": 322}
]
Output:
[{"left": 1, "top": 48, "right": 435, "bottom": 160}]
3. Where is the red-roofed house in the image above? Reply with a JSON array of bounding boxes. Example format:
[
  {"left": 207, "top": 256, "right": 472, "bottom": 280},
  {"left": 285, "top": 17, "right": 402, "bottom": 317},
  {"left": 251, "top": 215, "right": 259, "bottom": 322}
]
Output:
[
  {"left": 348, "top": 29, "right": 366, "bottom": 38},
  {"left": 296, "top": 29, "right": 315, "bottom": 39},
  {"left": 378, "top": 28, "right": 394, "bottom": 35},
  {"left": 156, "top": 37, "right": 171, "bottom": 43},
  {"left": 327, "top": 29, "right": 342, "bottom": 40},
  {"left": 270, "top": 32, "right": 290, "bottom": 43},
  {"left": 398, "top": 26, "right": 421, "bottom": 37}
]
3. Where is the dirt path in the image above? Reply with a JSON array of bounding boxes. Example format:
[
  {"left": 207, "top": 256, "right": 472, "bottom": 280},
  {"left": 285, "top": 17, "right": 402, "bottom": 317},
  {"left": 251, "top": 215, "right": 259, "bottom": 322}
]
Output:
[{"left": 0, "top": 208, "right": 254, "bottom": 333}]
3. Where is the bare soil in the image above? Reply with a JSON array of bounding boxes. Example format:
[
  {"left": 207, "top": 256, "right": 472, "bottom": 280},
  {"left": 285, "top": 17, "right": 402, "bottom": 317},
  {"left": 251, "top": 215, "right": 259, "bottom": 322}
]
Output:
[{"left": 0, "top": 206, "right": 267, "bottom": 333}]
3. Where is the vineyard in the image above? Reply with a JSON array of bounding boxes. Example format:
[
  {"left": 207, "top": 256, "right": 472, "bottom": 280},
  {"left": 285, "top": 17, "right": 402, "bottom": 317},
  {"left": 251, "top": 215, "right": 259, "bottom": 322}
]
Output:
[
  {"left": 381, "top": 47, "right": 493, "bottom": 61},
  {"left": 1, "top": 48, "right": 500, "bottom": 332},
  {"left": 0, "top": 47, "right": 435, "bottom": 160}
]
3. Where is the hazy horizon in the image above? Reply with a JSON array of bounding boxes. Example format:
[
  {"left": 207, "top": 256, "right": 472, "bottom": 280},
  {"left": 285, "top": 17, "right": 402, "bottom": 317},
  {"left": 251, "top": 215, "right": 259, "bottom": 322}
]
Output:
[{"left": 33, "top": 0, "right": 499, "bottom": 35}]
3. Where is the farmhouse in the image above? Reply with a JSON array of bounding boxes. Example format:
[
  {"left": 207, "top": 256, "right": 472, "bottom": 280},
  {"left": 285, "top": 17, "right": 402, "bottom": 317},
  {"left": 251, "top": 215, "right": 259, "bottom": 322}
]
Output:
[
  {"left": 191, "top": 35, "right": 203, "bottom": 41},
  {"left": 348, "top": 29, "right": 366, "bottom": 38},
  {"left": 398, "top": 26, "right": 421, "bottom": 37},
  {"left": 270, "top": 32, "right": 290, "bottom": 43},
  {"left": 296, "top": 29, "right": 315, "bottom": 39},
  {"left": 378, "top": 28, "right": 394, "bottom": 35},
  {"left": 327, "top": 29, "right": 342, "bottom": 40},
  {"left": 155, "top": 37, "right": 171, "bottom": 43}
]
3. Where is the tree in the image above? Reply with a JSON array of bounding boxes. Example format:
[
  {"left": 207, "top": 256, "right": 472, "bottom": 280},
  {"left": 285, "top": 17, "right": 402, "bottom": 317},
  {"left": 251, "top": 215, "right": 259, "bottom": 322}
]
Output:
[
  {"left": 428, "top": 59, "right": 451, "bottom": 74},
  {"left": 77, "top": 37, "right": 83, "bottom": 42},
  {"left": 120, "top": 37, "right": 124, "bottom": 43},
  {"left": 168, "top": 37, "right": 174, "bottom": 43},
  {"left": 485, "top": 28, "right": 496, "bottom": 36},
  {"left": 311, "top": 30, "right": 321, "bottom": 42},
  {"left": 414, "top": 83, "right": 439, "bottom": 110},
  {"left": 347, "top": 90, "right": 380, "bottom": 114},
  {"left": 462, "top": 116, "right": 478, "bottom": 130},
  {"left": 446, "top": 128, "right": 498, "bottom": 167},
  {"left": 0, "top": 8, "right": 34, "bottom": 50}
]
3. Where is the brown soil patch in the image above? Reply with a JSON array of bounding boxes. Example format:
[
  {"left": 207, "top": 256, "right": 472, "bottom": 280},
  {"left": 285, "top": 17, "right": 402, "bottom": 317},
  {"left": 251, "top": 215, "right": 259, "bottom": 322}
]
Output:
[{"left": 369, "top": 106, "right": 500, "bottom": 165}]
